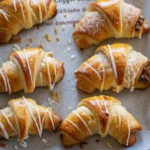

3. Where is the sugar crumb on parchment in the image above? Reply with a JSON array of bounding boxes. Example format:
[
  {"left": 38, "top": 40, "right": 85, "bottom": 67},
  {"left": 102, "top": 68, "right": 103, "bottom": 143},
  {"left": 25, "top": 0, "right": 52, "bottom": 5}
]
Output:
[
  {"left": 62, "top": 25, "right": 65, "bottom": 31},
  {"left": 45, "top": 33, "right": 52, "bottom": 42},
  {"left": 20, "top": 141, "right": 27, "bottom": 148},
  {"left": 14, "top": 145, "right": 18, "bottom": 149},
  {"left": 42, "top": 138, "right": 47, "bottom": 144}
]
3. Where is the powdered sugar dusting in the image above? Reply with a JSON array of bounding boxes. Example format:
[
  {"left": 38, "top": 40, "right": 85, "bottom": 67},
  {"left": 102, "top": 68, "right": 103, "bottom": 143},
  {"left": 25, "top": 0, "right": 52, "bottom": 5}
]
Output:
[{"left": 78, "top": 11, "right": 106, "bottom": 36}]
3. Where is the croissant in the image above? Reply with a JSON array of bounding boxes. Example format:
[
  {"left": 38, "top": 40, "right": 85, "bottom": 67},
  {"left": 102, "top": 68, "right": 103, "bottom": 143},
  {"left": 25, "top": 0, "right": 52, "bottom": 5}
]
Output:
[
  {"left": 60, "top": 95, "right": 142, "bottom": 147},
  {"left": 0, "top": 97, "right": 61, "bottom": 141},
  {"left": 73, "top": 0, "right": 150, "bottom": 49},
  {"left": 75, "top": 43, "right": 150, "bottom": 93},
  {"left": 0, "top": 48, "right": 64, "bottom": 94},
  {"left": 0, "top": 0, "right": 57, "bottom": 43}
]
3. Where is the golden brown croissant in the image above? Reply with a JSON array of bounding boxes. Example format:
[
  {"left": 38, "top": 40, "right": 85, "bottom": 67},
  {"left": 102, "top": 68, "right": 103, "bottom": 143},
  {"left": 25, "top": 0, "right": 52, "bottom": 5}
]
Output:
[
  {"left": 0, "top": 0, "right": 57, "bottom": 43},
  {"left": 73, "top": 0, "right": 150, "bottom": 49},
  {"left": 0, "top": 97, "right": 61, "bottom": 141},
  {"left": 0, "top": 48, "right": 64, "bottom": 93},
  {"left": 60, "top": 95, "right": 142, "bottom": 147},
  {"left": 75, "top": 43, "right": 150, "bottom": 93}
]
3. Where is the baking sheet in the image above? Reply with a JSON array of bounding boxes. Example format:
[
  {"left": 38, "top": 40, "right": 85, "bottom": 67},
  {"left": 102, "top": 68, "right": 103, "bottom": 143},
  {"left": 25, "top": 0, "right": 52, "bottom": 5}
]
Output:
[{"left": 0, "top": 0, "right": 150, "bottom": 149}]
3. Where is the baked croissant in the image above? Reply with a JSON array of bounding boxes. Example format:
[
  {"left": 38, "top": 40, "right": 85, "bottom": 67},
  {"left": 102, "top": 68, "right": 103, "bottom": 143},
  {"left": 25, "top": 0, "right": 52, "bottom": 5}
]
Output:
[
  {"left": 75, "top": 43, "right": 150, "bottom": 93},
  {"left": 0, "top": 0, "right": 57, "bottom": 43},
  {"left": 0, "top": 48, "right": 64, "bottom": 94},
  {"left": 60, "top": 95, "right": 142, "bottom": 147},
  {"left": 73, "top": 0, "right": 150, "bottom": 49},
  {"left": 0, "top": 97, "right": 61, "bottom": 141}
]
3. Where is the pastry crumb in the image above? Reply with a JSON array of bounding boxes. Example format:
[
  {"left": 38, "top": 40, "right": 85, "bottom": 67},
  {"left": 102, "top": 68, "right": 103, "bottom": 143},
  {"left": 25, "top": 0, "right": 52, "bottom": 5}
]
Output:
[
  {"left": 18, "top": 37, "right": 23, "bottom": 43},
  {"left": 56, "top": 37, "right": 60, "bottom": 42},
  {"left": 45, "top": 33, "right": 52, "bottom": 42},
  {"left": 26, "top": 43, "right": 30, "bottom": 47},
  {"left": 67, "top": 47, "right": 71, "bottom": 52},
  {"left": 68, "top": 106, "right": 72, "bottom": 110},
  {"left": 106, "top": 141, "right": 113, "bottom": 148},
  {"left": 39, "top": 44, "right": 44, "bottom": 49},
  {"left": 29, "top": 37, "right": 33, "bottom": 43},
  {"left": 64, "top": 14, "right": 67, "bottom": 18},
  {"left": 54, "top": 27, "right": 58, "bottom": 34}
]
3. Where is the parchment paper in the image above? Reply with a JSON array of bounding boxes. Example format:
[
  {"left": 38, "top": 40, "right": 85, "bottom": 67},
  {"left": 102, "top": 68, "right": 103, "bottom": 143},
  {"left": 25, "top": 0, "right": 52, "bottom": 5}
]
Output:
[{"left": 0, "top": 0, "right": 150, "bottom": 150}]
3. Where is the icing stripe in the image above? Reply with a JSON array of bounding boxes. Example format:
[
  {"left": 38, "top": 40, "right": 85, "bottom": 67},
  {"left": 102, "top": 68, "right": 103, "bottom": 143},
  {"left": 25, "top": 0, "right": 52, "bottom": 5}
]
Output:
[
  {"left": 3, "top": 65, "right": 11, "bottom": 94},
  {"left": 23, "top": 49, "right": 33, "bottom": 83},
  {"left": 35, "top": 106, "right": 42, "bottom": 136},
  {"left": 37, "top": 0, "right": 42, "bottom": 23},
  {"left": 43, "top": 0, "right": 47, "bottom": 13},
  {"left": 126, "top": 120, "right": 131, "bottom": 146},
  {"left": 72, "top": 111, "right": 92, "bottom": 136},
  {"left": 0, "top": 122, "right": 9, "bottom": 139},
  {"left": 100, "top": 96, "right": 109, "bottom": 115},
  {"left": 40, "top": 72, "right": 43, "bottom": 87},
  {"left": 22, "top": 96, "right": 41, "bottom": 136},
  {"left": 51, "top": 58, "right": 56, "bottom": 90},
  {"left": 0, "top": 9, "right": 9, "bottom": 21},
  {"left": 114, "top": 103, "right": 121, "bottom": 130},
  {"left": 18, "top": 0, "right": 26, "bottom": 21},
  {"left": 84, "top": 62, "right": 101, "bottom": 80},
  {"left": 108, "top": 45, "right": 118, "bottom": 79},
  {"left": 66, "top": 119, "right": 85, "bottom": 136},
  {"left": 46, "top": 54, "right": 52, "bottom": 90},
  {"left": 0, "top": 110, "right": 17, "bottom": 134},
  {"left": 13, "top": 0, "right": 17, "bottom": 11},
  {"left": 0, "top": 69, "right": 8, "bottom": 92},
  {"left": 47, "top": 109, "right": 55, "bottom": 130}
]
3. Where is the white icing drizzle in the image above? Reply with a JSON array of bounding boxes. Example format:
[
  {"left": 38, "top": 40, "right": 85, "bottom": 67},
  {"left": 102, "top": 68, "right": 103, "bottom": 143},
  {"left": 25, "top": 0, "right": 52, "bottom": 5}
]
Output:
[
  {"left": 46, "top": 54, "right": 52, "bottom": 90},
  {"left": 13, "top": 0, "right": 17, "bottom": 11},
  {"left": 0, "top": 69, "right": 8, "bottom": 92},
  {"left": 139, "top": 28, "right": 143, "bottom": 39},
  {"left": 132, "top": 28, "right": 135, "bottom": 38},
  {"left": 23, "top": 49, "right": 33, "bottom": 83},
  {"left": 41, "top": 108, "right": 55, "bottom": 131},
  {"left": 43, "top": 0, "right": 47, "bottom": 13},
  {"left": 40, "top": 72, "right": 43, "bottom": 87},
  {"left": 100, "top": 64, "right": 105, "bottom": 92},
  {"left": 112, "top": 47, "right": 126, "bottom": 58},
  {"left": 36, "top": 0, "right": 43, "bottom": 23},
  {"left": 3, "top": 65, "right": 11, "bottom": 94},
  {"left": 66, "top": 119, "right": 85, "bottom": 136},
  {"left": 114, "top": 103, "right": 121, "bottom": 130},
  {"left": 0, "top": 9, "right": 9, "bottom": 21},
  {"left": 84, "top": 62, "right": 101, "bottom": 80},
  {"left": 126, "top": 120, "right": 131, "bottom": 146},
  {"left": 0, "top": 122, "right": 9, "bottom": 139},
  {"left": 116, "top": 86, "right": 120, "bottom": 93},
  {"left": 108, "top": 45, "right": 118, "bottom": 79},
  {"left": 22, "top": 96, "right": 41, "bottom": 136},
  {"left": 72, "top": 110, "right": 92, "bottom": 136},
  {"left": 0, "top": 110, "right": 17, "bottom": 134},
  {"left": 51, "top": 58, "right": 56, "bottom": 90},
  {"left": 35, "top": 106, "right": 42, "bottom": 136},
  {"left": 95, "top": 97, "right": 102, "bottom": 113},
  {"left": 47, "top": 108, "right": 55, "bottom": 130},
  {"left": 100, "top": 96, "right": 109, "bottom": 115},
  {"left": 18, "top": 0, "right": 25, "bottom": 21}
]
